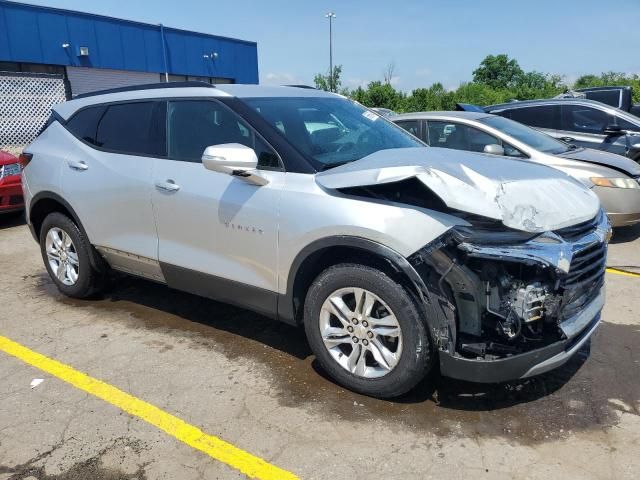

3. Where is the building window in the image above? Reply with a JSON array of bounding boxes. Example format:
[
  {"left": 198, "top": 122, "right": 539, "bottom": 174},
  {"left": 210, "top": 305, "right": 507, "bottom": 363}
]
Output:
[{"left": 0, "top": 62, "right": 65, "bottom": 75}]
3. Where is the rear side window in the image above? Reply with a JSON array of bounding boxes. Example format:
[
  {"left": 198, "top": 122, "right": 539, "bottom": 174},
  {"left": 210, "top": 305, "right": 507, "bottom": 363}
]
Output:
[
  {"left": 65, "top": 106, "right": 106, "bottom": 145},
  {"left": 503, "top": 105, "right": 558, "bottom": 129},
  {"left": 94, "top": 102, "right": 165, "bottom": 156}
]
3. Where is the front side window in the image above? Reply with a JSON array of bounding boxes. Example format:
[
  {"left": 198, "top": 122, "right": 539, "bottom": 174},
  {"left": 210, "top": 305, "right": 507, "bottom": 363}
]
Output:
[
  {"left": 167, "top": 100, "right": 279, "bottom": 168},
  {"left": 614, "top": 115, "right": 640, "bottom": 132},
  {"left": 242, "top": 96, "right": 423, "bottom": 170},
  {"left": 395, "top": 120, "right": 421, "bottom": 139},
  {"left": 95, "top": 102, "right": 165, "bottom": 156},
  {"left": 560, "top": 105, "right": 613, "bottom": 134},
  {"left": 504, "top": 105, "right": 558, "bottom": 129},
  {"left": 426, "top": 121, "right": 501, "bottom": 153}
]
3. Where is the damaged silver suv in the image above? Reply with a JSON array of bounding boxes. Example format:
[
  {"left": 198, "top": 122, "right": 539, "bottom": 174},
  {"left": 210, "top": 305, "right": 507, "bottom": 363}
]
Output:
[{"left": 23, "top": 83, "right": 610, "bottom": 398}]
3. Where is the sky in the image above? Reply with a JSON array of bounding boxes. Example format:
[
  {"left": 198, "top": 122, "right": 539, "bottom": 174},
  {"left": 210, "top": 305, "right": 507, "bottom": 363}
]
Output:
[{"left": 22, "top": 0, "right": 640, "bottom": 92}]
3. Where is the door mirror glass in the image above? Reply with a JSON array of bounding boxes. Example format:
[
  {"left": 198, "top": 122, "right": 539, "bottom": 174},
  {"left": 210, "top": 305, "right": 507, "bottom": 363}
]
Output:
[
  {"left": 603, "top": 124, "right": 623, "bottom": 136},
  {"left": 483, "top": 144, "right": 505, "bottom": 156},
  {"left": 202, "top": 143, "right": 258, "bottom": 174}
]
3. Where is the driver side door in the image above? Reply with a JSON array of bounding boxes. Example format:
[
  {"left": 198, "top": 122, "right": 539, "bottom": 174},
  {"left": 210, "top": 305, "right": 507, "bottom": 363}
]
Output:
[{"left": 151, "top": 99, "right": 284, "bottom": 317}]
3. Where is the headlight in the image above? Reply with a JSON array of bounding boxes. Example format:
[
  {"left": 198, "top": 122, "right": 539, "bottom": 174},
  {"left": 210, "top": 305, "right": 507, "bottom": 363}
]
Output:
[{"left": 590, "top": 177, "right": 640, "bottom": 189}]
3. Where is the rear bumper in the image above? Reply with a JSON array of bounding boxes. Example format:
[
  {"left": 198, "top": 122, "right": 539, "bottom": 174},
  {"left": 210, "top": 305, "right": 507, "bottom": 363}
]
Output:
[
  {"left": 0, "top": 179, "right": 24, "bottom": 213},
  {"left": 439, "top": 289, "right": 604, "bottom": 383}
]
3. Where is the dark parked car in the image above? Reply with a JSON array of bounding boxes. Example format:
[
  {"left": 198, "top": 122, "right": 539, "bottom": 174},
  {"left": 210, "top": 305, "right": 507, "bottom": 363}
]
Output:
[
  {"left": 485, "top": 98, "right": 640, "bottom": 162},
  {"left": 571, "top": 86, "right": 640, "bottom": 118}
]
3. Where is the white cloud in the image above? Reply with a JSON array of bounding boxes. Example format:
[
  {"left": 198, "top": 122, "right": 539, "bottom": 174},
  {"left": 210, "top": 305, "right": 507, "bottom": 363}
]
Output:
[
  {"left": 262, "top": 72, "right": 303, "bottom": 86},
  {"left": 345, "top": 78, "right": 368, "bottom": 89},
  {"left": 389, "top": 76, "right": 401, "bottom": 86}
]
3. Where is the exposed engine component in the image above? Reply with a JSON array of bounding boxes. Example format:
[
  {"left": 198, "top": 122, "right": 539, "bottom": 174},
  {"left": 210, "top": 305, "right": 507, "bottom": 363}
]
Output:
[{"left": 485, "top": 277, "right": 558, "bottom": 342}]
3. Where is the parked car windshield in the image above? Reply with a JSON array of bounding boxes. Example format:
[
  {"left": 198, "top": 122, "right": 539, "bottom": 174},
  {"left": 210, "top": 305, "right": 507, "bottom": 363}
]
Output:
[
  {"left": 243, "top": 96, "right": 423, "bottom": 170},
  {"left": 479, "top": 115, "right": 571, "bottom": 154}
]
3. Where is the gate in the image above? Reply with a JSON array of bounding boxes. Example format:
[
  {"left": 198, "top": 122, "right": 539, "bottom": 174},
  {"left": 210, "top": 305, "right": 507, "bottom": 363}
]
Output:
[{"left": 0, "top": 72, "right": 69, "bottom": 153}]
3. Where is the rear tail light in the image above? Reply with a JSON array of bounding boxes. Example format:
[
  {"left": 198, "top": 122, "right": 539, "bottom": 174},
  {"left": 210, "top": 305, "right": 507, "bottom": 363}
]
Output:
[{"left": 18, "top": 152, "right": 33, "bottom": 169}]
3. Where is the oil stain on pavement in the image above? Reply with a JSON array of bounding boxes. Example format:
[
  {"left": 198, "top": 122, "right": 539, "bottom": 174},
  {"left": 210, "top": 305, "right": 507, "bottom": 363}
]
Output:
[{"left": 36, "top": 273, "right": 640, "bottom": 447}]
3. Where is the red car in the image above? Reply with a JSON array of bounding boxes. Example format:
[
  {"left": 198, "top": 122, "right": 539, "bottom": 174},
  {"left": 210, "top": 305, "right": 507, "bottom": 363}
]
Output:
[{"left": 0, "top": 151, "right": 24, "bottom": 215}]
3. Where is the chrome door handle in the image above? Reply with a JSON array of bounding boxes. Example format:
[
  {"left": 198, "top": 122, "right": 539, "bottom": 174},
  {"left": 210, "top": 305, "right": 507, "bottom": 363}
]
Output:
[
  {"left": 560, "top": 136, "right": 576, "bottom": 143},
  {"left": 67, "top": 160, "right": 88, "bottom": 171},
  {"left": 155, "top": 180, "right": 180, "bottom": 192}
]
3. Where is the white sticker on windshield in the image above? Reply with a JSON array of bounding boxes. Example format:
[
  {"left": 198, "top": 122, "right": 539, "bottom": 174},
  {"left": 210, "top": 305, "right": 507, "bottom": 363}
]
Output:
[{"left": 362, "top": 110, "right": 379, "bottom": 121}]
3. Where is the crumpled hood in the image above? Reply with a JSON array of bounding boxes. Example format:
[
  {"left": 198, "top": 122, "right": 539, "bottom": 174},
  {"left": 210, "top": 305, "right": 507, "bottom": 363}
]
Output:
[
  {"left": 557, "top": 147, "right": 640, "bottom": 176},
  {"left": 316, "top": 147, "right": 600, "bottom": 233}
]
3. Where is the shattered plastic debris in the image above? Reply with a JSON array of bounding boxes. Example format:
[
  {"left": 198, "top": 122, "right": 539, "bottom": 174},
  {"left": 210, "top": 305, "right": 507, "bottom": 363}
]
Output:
[{"left": 30, "top": 378, "right": 44, "bottom": 389}]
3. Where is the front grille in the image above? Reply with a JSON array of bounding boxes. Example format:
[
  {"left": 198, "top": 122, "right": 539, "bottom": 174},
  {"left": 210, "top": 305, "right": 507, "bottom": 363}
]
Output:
[
  {"left": 561, "top": 240, "right": 607, "bottom": 319},
  {"left": 554, "top": 215, "right": 599, "bottom": 241}
]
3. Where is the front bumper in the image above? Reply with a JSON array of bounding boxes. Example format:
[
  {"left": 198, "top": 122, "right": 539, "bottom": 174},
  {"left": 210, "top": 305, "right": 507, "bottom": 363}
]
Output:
[{"left": 439, "top": 289, "right": 603, "bottom": 383}]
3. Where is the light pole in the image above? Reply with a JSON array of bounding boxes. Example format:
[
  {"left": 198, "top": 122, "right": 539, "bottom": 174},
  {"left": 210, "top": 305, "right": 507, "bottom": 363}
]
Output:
[{"left": 325, "top": 11, "right": 336, "bottom": 92}]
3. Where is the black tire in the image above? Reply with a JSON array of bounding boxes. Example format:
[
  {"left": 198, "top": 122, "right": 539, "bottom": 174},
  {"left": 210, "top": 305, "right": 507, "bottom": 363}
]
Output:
[
  {"left": 39, "top": 212, "right": 105, "bottom": 298},
  {"left": 303, "top": 263, "right": 433, "bottom": 398}
]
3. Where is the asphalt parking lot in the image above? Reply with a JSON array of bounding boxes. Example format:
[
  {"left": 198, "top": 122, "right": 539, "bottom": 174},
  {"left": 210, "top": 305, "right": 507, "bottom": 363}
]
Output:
[{"left": 1, "top": 214, "right": 639, "bottom": 480}]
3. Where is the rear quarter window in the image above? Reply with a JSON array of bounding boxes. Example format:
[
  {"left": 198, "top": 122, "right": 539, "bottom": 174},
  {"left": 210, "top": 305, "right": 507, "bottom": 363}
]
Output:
[{"left": 65, "top": 105, "right": 106, "bottom": 145}]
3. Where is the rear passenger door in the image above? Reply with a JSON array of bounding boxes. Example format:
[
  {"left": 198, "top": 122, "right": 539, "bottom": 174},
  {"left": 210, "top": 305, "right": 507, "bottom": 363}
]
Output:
[
  {"left": 61, "top": 101, "right": 165, "bottom": 281},
  {"left": 151, "top": 99, "right": 283, "bottom": 316}
]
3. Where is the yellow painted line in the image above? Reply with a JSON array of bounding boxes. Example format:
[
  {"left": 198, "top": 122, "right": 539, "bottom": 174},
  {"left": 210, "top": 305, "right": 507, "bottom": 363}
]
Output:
[
  {"left": 0, "top": 334, "right": 298, "bottom": 480},
  {"left": 606, "top": 267, "right": 640, "bottom": 278}
]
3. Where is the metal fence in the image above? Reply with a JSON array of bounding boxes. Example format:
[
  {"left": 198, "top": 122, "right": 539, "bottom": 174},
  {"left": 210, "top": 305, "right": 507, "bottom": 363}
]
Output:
[{"left": 0, "top": 72, "right": 68, "bottom": 152}]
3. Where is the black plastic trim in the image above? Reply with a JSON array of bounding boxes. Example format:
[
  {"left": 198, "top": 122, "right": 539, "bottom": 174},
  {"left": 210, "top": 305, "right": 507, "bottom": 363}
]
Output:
[
  {"left": 279, "top": 236, "right": 430, "bottom": 325},
  {"left": 439, "top": 313, "right": 600, "bottom": 383},
  {"left": 28, "top": 191, "right": 105, "bottom": 272},
  {"left": 160, "top": 263, "right": 278, "bottom": 319}
]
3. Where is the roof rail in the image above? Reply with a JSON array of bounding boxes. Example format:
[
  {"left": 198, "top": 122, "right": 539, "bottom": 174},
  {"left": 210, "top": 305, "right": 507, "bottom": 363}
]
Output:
[
  {"left": 73, "top": 81, "right": 215, "bottom": 99},
  {"left": 285, "top": 84, "right": 316, "bottom": 89}
]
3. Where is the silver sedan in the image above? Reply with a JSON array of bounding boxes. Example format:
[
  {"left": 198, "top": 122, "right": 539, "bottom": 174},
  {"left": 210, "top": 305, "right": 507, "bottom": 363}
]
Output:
[{"left": 393, "top": 111, "right": 640, "bottom": 227}]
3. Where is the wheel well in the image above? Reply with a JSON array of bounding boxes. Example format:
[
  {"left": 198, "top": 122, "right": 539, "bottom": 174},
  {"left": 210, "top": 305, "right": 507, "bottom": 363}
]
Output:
[
  {"left": 290, "top": 245, "right": 417, "bottom": 325},
  {"left": 30, "top": 198, "right": 74, "bottom": 240}
]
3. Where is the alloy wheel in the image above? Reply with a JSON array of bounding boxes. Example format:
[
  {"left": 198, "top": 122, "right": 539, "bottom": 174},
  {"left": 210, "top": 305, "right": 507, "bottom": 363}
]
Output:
[
  {"left": 45, "top": 227, "right": 80, "bottom": 286},
  {"left": 319, "top": 287, "right": 403, "bottom": 378}
]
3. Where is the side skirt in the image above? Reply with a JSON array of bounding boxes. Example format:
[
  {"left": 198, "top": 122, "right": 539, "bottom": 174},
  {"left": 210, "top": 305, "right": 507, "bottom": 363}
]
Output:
[{"left": 160, "top": 263, "right": 279, "bottom": 320}]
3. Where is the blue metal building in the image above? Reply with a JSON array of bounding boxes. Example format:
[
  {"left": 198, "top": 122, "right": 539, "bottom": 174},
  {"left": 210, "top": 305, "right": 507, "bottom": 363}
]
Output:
[{"left": 0, "top": 0, "right": 259, "bottom": 95}]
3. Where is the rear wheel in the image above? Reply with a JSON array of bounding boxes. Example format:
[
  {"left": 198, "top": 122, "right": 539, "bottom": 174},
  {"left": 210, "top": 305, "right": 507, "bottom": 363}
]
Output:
[
  {"left": 304, "top": 263, "right": 433, "bottom": 398},
  {"left": 39, "top": 212, "right": 105, "bottom": 298}
]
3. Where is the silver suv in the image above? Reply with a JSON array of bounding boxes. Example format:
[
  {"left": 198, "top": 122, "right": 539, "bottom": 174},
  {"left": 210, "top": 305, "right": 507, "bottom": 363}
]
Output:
[{"left": 22, "top": 83, "right": 610, "bottom": 398}]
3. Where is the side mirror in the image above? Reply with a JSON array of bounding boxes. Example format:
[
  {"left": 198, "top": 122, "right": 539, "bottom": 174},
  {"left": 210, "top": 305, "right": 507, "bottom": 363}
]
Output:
[
  {"left": 603, "top": 124, "right": 624, "bottom": 136},
  {"left": 202, "top": 143, "right": 268, "bottom": 185},
  {"left": 483, "top": 144, "right": 505, "bottom": 156}
]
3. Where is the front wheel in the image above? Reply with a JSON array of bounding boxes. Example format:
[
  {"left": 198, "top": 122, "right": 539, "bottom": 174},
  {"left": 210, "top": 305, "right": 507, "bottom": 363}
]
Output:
[{"left": 303, "top": 263, "right": 433, "bottom": 398}]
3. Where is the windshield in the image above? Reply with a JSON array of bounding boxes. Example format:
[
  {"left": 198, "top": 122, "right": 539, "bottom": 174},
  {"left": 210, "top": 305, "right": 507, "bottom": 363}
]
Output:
[
  {"left": 243, "top": 96, "right": 423, "bottom": 170},
  {"left": 479, "top": 115, "right": 571, "bottom": 154}
]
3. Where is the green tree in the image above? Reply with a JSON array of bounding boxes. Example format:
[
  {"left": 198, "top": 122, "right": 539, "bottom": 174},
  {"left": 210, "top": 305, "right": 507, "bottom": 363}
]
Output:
[
  {"left": 314, "top": 65, "right": 343, "bottom": 92},
  {"left": 350, "top": 81, "right": 405, "bottom": 110},
  {"left": 574, "top": 72, "right": 640, "bottom": 102},
  {"left": 472, "top": 54, "right": 524, "bottom": 89}
]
